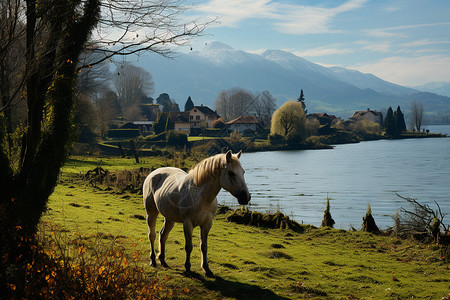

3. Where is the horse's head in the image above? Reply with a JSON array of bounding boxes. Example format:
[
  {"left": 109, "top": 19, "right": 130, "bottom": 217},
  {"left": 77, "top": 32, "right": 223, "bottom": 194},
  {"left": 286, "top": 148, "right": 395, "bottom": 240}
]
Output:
[{"left": 220, "top": 150, "right": 251, "bottom": 205}]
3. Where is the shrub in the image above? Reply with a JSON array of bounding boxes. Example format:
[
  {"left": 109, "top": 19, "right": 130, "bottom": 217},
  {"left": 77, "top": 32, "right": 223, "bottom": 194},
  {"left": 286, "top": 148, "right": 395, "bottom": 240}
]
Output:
[
  {"left": 286, "top": 132, "right": 302, "bottom": 146},
  {"left": 3, "top": 222, "right": 163, "bottom": 299},
  {"left": 212, "top": 118, "right": 226, "bottom": 129},
  {"left": 166, "top": 130, "right": 188, "bottom": 147},
  {"left": 268, "top": 133, "right": 285, "bottom": 145}
]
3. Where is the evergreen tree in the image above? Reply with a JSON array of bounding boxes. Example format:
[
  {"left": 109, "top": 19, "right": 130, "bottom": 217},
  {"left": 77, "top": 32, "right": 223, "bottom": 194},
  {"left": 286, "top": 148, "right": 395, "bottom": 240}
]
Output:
[
  {"left": 156, "top": 93, "right": 172, "bottom": 112},
  {"left": 153, "top": 113, "right": 173, "bottom": 134},
  {"left": 394, "top": 106, "right": 406, "bottom": 136},
  {"left": 184, "top": 96, "right": 194, "bottom": 111},
  {"left": 297, "top": 89, "right": 306, "bottom": 114},
  {"left": 384, "top": 106, "right": 395, "bottom": 136}
]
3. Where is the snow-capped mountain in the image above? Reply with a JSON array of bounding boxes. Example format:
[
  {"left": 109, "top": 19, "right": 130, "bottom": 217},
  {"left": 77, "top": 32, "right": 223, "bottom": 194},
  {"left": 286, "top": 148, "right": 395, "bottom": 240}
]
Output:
[{"left": 137, "top": 41, "right": 449, "bottom": 117}]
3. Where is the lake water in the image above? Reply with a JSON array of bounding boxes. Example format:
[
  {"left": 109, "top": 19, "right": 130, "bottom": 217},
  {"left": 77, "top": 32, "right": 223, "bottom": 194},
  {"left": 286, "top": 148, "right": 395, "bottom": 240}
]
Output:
[{"left": 218, "top": 125, "right": 450, "bottom": 229}]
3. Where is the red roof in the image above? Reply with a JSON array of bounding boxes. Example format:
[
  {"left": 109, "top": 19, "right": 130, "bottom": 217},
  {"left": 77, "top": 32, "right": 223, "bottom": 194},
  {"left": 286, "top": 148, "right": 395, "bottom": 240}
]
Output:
[{"left": 225, "top": 116, "right": 260, "bottom": 125}]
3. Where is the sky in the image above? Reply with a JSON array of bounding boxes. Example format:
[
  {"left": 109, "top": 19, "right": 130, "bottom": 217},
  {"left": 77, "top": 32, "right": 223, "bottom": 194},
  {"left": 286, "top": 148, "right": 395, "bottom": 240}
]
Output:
[{"left": 184, "top": 0, "right": 450, "bottom": 87}]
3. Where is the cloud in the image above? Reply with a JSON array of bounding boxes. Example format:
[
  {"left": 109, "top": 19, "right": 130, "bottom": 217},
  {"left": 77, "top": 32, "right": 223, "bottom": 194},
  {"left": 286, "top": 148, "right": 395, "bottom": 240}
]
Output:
[
  {"left": 400, "top": 39, "right": 450, "bottom": 48},
  {"left": 361, "top": 42, "right": 392, "bottom": 53},
  {"left": 363, "top": 22, "right": 450, "bottom": 39},
  {"left": 383, "top": 6, "right": 401, "bottom": 13},
  {"left": 195, "top": 0, "right": 368, "bottom": 34},
  {"left": 273, "top": 0, "right": 369, "bottom": 34},
  {"left": 195, "top": 0, "right": 276, "bottom": 27},
  {"left": 353, "top": 55, "right": 450, "bottom": 86},
  {"left": 294, "top": 46, "right": 354, "bottom": 57}
]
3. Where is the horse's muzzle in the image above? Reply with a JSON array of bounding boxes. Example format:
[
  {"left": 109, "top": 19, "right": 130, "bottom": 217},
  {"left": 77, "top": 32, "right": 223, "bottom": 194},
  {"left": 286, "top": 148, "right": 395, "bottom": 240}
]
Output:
[{"left": 236, "top": 190, "right": 251, "bottom": 205}]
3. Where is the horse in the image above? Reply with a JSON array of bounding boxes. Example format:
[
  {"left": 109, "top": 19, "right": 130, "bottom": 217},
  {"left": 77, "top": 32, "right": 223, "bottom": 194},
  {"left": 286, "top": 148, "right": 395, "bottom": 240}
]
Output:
[{"left": 143, "top": 150, "right": 251, "bottom": 277}]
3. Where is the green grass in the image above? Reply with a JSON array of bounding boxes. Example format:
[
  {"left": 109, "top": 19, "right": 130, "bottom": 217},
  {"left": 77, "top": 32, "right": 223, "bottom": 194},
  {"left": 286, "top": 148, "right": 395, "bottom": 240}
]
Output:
[{"left": 41, "top": 157, "right": 450, "bottom": 299}]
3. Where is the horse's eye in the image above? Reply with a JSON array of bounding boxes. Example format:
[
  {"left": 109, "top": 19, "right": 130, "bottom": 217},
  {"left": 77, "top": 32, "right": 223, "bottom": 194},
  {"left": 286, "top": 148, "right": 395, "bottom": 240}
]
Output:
[{"left": 228, "top": 171, "right": 235, "bottom": 177}]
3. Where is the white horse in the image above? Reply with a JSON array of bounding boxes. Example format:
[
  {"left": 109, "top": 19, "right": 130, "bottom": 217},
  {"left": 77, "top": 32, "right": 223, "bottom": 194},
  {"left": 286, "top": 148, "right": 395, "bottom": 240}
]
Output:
[{"left": 143, "top": 150, "right": 251, "bottom": 277}]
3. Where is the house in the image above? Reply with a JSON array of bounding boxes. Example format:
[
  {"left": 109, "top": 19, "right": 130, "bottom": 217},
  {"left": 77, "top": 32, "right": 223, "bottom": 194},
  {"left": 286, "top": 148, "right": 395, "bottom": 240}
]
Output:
[
  {"left": 350, "top": 108, "right": 383, "bottom": 125},
  {"left": 159, "top": 104, "right": 220, "bottom": 135},
  {"left": 188, "top": 105, "right": 220, "bottom": 128},
  {"left": 225, "top": 116, "right": 261, "bottom": 134},
  {"left": 307, "top": 113, "right": 340, "bottom": 135},
  {"left": 169, "top": 112, "right": 191, "bottom": 133},
  {"left": 133, "top": 121, "right": 154, "bottom": 133},
  {"left": 307, "top": 113, "right": 339, "bottom": 126}
]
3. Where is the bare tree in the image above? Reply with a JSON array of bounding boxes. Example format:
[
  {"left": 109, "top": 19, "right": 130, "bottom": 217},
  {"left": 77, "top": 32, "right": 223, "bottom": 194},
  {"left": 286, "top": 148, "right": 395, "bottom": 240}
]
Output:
[
  {"left": 113, "top": 63, "right": 154, "bottom": 107},
  {"left": 253, "top": 90, "right": 277, "bottom": 127},
  {"left": 214, "top": 87, "right": 255, "bottom": 121},
  {"left": 93, "top": 89, "right": 121, "bottom": 136},
  {"left": 81, "top": 0, "right": 212, "bottom": 69},
  {"left": 411, "top": 101, "right": 424, "bottom": 131},
  {"left": 77, "top": 50, "right": 113, "bottom": 97}
]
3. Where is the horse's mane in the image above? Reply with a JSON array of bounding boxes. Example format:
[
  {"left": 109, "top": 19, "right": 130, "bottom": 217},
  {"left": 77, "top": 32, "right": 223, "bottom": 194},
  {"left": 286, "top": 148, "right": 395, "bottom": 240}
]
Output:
[{"left": 190, "top": 153, "right": 233, "bottom": 186}]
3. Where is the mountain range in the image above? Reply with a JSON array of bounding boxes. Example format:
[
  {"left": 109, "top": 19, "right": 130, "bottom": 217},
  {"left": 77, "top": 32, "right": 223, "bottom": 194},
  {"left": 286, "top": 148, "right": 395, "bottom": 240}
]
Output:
[{"left": 136, "top": 41, "right": 450, "bottom": 119}]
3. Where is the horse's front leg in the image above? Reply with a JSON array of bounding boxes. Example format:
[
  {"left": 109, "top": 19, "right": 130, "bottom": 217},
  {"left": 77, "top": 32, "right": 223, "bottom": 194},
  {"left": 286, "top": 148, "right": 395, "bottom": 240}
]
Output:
[
  {"left": 145, "top": 205, "right": 159, "bottom": 267},
  {"left": 200, "top": 220, "right": 214, "bottom": 278},
  {"left": 183, "top": 220, "right": 193, "bottom": 273}
]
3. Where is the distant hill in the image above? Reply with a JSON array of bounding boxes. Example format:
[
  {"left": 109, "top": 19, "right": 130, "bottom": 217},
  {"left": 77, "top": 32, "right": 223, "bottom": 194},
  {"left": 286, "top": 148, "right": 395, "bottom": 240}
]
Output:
[
  {"left": 136, "top": 41, "right": 450, "bottom": 119},
  {"left": 413, "top": 82, "right": 450, "bottom": 97}
]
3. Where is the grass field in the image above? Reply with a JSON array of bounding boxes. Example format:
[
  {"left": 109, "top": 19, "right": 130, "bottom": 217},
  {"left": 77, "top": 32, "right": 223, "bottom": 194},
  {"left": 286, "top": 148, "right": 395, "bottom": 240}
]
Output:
[{"left": 40, "top": 156, "right": 450, "bottom": 299}]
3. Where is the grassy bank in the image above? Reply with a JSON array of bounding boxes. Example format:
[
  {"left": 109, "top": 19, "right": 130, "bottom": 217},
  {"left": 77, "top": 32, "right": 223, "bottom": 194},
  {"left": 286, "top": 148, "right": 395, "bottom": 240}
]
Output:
[{"left": 39, "top": 157, "right": 449, "bottom": 299}]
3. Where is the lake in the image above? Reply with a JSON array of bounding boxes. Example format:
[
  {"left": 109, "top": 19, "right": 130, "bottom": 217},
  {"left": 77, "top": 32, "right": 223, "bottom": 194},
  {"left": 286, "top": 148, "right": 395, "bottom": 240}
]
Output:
[{"left": 218, "top": 125, "right": 450, "bottom": 229}]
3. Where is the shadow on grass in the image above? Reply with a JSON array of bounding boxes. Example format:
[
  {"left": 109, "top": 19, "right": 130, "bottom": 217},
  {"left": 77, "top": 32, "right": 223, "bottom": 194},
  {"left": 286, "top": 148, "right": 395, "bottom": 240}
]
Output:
[{"left": 185, "top": 271, "right": 289, "bottom": 300}]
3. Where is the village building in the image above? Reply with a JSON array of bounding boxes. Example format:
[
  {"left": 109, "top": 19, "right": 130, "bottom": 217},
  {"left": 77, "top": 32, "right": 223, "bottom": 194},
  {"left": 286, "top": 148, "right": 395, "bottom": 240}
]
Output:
[
  {"left": 350, "top": 108, "right": 383, "bottom": 125},
  {"left": 188, "top": 105, "right": 220, "bottom": 128},
  {"left": 225, "top": 116, "right": 261, "bottom": 135},
  {"left": 307, "top": 113, "right": 339, "bottom": 126},
  {"left": 169, "top": 112, "right": 191, "bottom": 133},
  {"left": 155, "top": 104, "right": 221, "bottom": 135},
  {"left": 307, "top": 113, "right": 340, "bottom": 135}
]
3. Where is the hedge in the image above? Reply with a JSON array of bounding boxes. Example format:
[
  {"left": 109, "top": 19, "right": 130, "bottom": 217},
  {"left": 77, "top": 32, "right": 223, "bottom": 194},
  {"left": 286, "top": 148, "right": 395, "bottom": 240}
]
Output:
[
  {"left": 166, "top": 130, "right": 188, "bottom": 147},
  {"left": 107, "top": 129, "right": 140, "bottom": 139}
]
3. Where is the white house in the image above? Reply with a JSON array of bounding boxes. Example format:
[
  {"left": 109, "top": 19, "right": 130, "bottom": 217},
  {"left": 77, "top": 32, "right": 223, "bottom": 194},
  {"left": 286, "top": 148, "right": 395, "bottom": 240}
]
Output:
[{"left": 225, "top": 116, "right": 260, "bottom": 133}]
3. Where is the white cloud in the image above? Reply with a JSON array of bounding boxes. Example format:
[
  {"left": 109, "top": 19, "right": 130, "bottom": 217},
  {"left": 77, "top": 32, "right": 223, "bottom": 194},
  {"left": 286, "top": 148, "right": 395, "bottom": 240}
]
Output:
[
  {"left": 195, "top": 0, "right": 277, "bottom": 27},
  {"left": 353, "top": 55, "right": 450, "bottom": 86},
  {"left": 362, "top": 42, "right": 392, "bottom": 53},
  {"left": 363, "top": 29, "right": 404, "bottom": 38},
  {"left": 294, "top": 46, "right": 354, "bottom": 57},
  {"left": 195, "top": 0, "right": 368, "bottom": 34},
  {"left": 400, "top": 39, "right": 450, "bottom": 48},
  {"left": 383, "top": 6, "right": 401, "bottom": 13},
  {"left": 273, "top": 0, "right": 369, "bottom": 34}
]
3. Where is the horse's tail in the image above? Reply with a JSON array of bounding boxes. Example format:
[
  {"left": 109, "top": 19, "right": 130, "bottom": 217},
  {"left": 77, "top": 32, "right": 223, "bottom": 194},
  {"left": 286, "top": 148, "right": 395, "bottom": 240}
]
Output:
[{"left": 143, "top": 171, "right": 162, "bottom": 208}]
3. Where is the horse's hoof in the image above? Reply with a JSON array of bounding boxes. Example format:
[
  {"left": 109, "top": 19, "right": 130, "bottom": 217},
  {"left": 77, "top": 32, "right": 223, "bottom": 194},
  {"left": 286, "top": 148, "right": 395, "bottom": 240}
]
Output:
[{"left": 150, "top": 261, "right": 157, "bottom": 267}]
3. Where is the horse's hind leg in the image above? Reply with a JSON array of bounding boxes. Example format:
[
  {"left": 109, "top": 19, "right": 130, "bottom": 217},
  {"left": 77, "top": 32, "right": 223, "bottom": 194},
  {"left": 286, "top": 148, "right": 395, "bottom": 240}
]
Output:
[
  {"left": 158, "top": 219, "right": 175, "bottom": 268},
  {"left": 183, "top": 220, "right": 194, "bottom": 274},
  {"left": 145, "top": 200, "right": 159, "bottom": 267},
  {"left": 200, "top": 220, "right": 214, "bottom": 278}
]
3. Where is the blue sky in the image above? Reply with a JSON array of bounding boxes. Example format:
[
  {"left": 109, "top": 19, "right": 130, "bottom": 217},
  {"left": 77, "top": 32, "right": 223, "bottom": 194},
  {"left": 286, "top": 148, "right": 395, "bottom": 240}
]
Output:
[{"left": 185, "top": 0, "right": 450, "bottom": 87}]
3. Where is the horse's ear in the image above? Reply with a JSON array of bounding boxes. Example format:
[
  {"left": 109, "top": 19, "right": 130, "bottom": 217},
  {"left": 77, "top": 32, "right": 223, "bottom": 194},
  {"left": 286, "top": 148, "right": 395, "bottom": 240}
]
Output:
[
  {"left": 226, "top": 150, "right": 232, "bottom": 163},
  {"left": 237, "top": 150, "right": 242, "bottom": 159}
]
